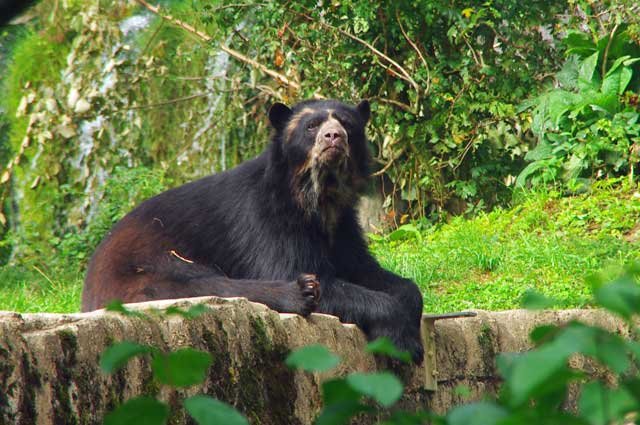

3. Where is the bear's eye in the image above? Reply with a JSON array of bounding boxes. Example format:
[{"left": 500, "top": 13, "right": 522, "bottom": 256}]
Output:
[{"left": 306, "top": 121, "right": 320, "bottom": 131}]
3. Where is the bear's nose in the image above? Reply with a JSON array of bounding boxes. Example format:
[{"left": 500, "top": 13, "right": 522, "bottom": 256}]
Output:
[
  {"left": 322, "top": 123, "right": 346, "bottom": 145},
  {"left": 324, "top": 131, "right": 341, "bottom": 143}
]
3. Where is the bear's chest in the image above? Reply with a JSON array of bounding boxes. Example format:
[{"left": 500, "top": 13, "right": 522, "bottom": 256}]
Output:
[{"left": 210, "top": 217, "right": 334, "bottom": 281}]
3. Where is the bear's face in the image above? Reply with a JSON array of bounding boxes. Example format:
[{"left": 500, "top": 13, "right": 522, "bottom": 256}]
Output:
[{"left": 268, "top": 100, "right": 371, "bottom": 225}]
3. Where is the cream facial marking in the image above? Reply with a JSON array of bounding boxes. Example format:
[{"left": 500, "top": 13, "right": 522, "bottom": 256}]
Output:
[{"left": 285, "top": 107, "right": 316, "bottom": 139}]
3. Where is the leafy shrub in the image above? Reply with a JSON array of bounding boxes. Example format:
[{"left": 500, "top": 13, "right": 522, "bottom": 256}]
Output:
[
  {"left": 102, "top": 263, "right": 640, "bottom": 425},
  {"left": 518, "top": 24, "right": 640, "bottom": 189},
  {"left": 51, "top": 166, "right": 169, "bottom": 270},
  {"left": 99, "top": 303, "right": 249, "bottom": 425}
]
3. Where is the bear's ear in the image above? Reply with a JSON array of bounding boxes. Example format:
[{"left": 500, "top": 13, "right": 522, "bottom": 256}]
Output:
[
  {"left": 268, "top": 102, "right": 293, "bottom": 130},
  {"left": 356, "top": 100, "right": 370, "bottom": 123}
]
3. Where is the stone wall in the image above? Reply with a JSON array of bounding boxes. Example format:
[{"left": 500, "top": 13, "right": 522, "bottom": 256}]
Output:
[{"left": 0, "top": 297, "right": 627, "bottom": 424}]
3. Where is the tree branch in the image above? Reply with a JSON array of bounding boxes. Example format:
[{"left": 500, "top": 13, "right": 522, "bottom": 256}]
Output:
[
  {"left": 396, "top": 10, "right": 430, "bottom": 96},
  {"left": 293, "top": 10, "right": 421, "bottom": 98},
  {"left": 134, "top": 0, "right": 304, "bottom": 93},
  {"left": 602, "top": 22, "right": 620, "bottom": 80}
]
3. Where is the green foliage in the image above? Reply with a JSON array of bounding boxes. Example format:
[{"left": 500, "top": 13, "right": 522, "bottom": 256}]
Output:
[
  {"left": 52, "top": 166, "right": 170, "bottom": 270},
  {"left": 519, "top": 24, "right": 640, "bottom": 188},
  {"left": 100, "top": 341, "right": 153, "bottom": 374},
  {"left": 1, "top": 0, "right": 639, "bottom": 308},
  {"left": 345, "top": 372, "right": 404, "bottom": 408},
  {"left": 449, "top": 265, "right": 640, "bottom": 425},
  {"left": 365, "top": 337, "right": 411, "bottom": 363},
  {"left": 0, "top": 166, "right": 168, "bottom": 313},
  {"left": 184, "top": 396, "right": 249, "bottom": 425},
  {"left": 99, "top": 265, "right": 640, "bottom": 425},
  {"left": 151, "top": 348, "right": 213, "bottom": 387},
  {"left": 287, "top": 340, "right": 406, "bottom": 423},
  {"left": 285, "top": 344, "right": 341, "bottom": 372},
  {"left": 164, "top": 304, "right": 211, "bottom": 319},
  {"left": 445, "top": 402, "right": 507, "bottom": 425},
  {"left": 520, "top": 289, "right": 557, "bottom": 310},
  {"left": 3, "top": 0, "right": 634, "bottom": 265},
  {"left": 311, "top": 264, "right": 640, "bottom": 425},
  {"left": 101, "top": 304, "right": 246, "bottom": 425},
  {"left": 592, "top": 262, "right": 640, "bottom": 320},
  {"left": 201, "top": 0, "right": 569, "bottom": 214},
  {"left": 104, "top": 396, "right": 169, "bottom": 425}
]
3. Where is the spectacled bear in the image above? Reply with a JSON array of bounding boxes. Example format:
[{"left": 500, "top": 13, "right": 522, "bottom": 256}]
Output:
[{"left": 82, "top": 99, "right": 424, "bottom": 363}]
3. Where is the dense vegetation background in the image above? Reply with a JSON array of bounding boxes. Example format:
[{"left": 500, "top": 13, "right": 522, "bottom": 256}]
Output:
[{"left": 0, "top": 0, "right": 639, "bottom": 312}]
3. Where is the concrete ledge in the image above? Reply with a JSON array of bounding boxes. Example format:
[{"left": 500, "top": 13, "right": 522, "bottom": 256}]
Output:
[{"left": 0, "top": 297, "right": 627, "bottom": 424}]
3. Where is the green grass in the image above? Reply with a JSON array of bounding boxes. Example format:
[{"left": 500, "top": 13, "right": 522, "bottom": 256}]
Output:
[
  {"left": 371, "top": 179, "right": 640, "bottom": 313},
  {"left": 0, "top": 266, "right": 82, "bottom": 313},
  {"left": 1, "top": 179, "right": 639, "bottom": 314}
]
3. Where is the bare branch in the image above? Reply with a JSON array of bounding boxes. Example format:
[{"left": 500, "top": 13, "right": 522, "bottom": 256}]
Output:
[
  {"left": 602, "top": 22, "right": 620, "bottom": 80},
  {"left": 294, "top": 10, "right": 421, "bottom": 97},
  {"left": 123, "top": 92, "right": 211, "bottom": 111},
  {"left": 371, "top": 96, "right": 413, "bottom": 113},
  {"left": 396, "top": 11, "right": 430, "bottom": 96},
  {"left": 134, "top": 0, "right": 305, "bottom": 93}
]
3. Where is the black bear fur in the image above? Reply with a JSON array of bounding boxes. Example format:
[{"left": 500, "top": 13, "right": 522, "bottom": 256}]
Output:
[{"left": 82, "top": 99, "right": 424, "bottom": 363}]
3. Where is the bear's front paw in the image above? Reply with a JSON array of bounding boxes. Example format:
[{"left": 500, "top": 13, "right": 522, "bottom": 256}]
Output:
[{"left": 295, "top": 273, "right": 320, "bottom": 317}]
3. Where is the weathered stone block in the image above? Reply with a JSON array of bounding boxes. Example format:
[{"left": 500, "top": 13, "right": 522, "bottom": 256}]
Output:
[{"left": 0, "top": 298, "right": 627, "bottom": 424}]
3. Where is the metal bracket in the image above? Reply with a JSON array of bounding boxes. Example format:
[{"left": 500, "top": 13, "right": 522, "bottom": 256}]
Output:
[{"left": 421, "top": 311, "right": 477, "bottom": 391}]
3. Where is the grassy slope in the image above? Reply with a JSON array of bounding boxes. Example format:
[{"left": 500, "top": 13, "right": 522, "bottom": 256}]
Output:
[
  {"left": 1, "top": 180, "right": 638, "bottom": 313},
  {"left": 371, "top": 180, "right": 640, "bottom": 313},
  {"left": 0, "top": 266, "right": 83, "bottom": 312}
]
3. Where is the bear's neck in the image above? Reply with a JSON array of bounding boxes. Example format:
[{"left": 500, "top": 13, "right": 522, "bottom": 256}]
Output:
[{"left": 290, "top": 164, "right": 359, "bottom": 234}]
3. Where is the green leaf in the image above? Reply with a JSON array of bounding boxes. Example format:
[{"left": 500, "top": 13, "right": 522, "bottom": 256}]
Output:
[
  {"left": 521, "top": 290, "right": 557, "bottom": 310},
  {"left": 529, "top": 325, "right": 560, "bottom": 344},
  {"left": 346, "top": 372, "right": 403, "bottom": 407},
  {"left": 556, "top": 55, "right": 582, "bottom": 90},
  {"left": 317, "top": 378, "right": 372, "bottom": 425},
  {"left": 104, "top": 397, "right": 169, "bottom": 425},
  {"left": 547, "top": 91, "right": 579, "bottom": 126},
  {"left": 578, "top": 382, "right": 636, "bottom": 425},
  {"left": 562, "top": 154, "right": 587, "bottom": 181},
  {"left": 446, "top": 401, "right": 507, "bottom": 425},
  {"left": 152, "top": 348, "right": 213, "bottom": 387},
  {"left": 388, "top": 224, "right": 422, "bottom": 242},
  {"left": 315, "top": 401, "right": 371, "bottom": 425},
  {"left": 578, "top": 52, "right": 598, "bottom": 88},
  {"left": 100, "top": 341, "right": 153, "bottom": 374},
  {"left": 556, "top": 322, "right": 631, "bottom": 374},
  {"left": 285, "top": 345, "right": 341, "bottom": 372},
  {"left": 564, "top": 31, "right": 597, "bottom": 56},
  {"left": 515, "top": 161, "right": 547, "bottom": 187},
  {"left": 601, "top": 68, "right": 622, "bottom": 98},
  {"left": 184, "top": 395, "right": 248, "bottom": 425},
  {"left": 365, "top": 337, "right": 411, "bottom": 363},
  {"left": 453, "top": 385, "right": 471, "bottom": 398},
  {"left": 524, "top": 141, "right": 553, "bottom": 161},
  {"left": 593, "top": 275, "right": 640, "bottom": 320},
  {"left": 621, "top": 377, "right": 640, "bottom": 402},
  {"left": 322, "top": 378, "right": 362, "bottom": 405},
  {"left": 105, "top": 300, "right": 146, "bottom": 317},
  {"left": 594, "top": 335, "right": 630, "bottom": 374},
  {"left": 164, "top": 304, "right": 210, "bottom": 319},
  {"left": 578, "top": 52, "right": 599, "bottom": 91},
  {"left": 381, "top": 411, "right": 439, "bottom": 425},
  {"left": 589, "top": 92, "right": 619, "bottom": 115},
  {"left": 502, "top": 339, "right": 575, "bottom": 406},
  {"left": 618, "top": 67, "right": 633, "bottom": 94},
  {"left": 605, "top": 55, "right": 640, "bottom": 79}
]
